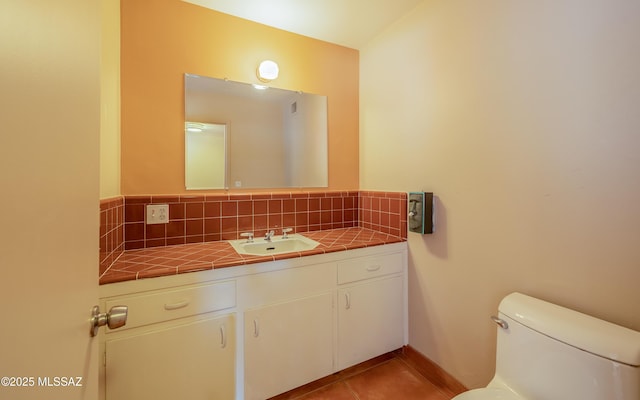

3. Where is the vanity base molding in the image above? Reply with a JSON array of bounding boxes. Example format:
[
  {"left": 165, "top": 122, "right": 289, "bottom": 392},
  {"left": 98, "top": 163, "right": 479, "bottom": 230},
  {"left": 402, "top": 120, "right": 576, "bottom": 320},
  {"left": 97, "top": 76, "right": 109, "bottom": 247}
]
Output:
[{"left": 269, "top": 350, "right": 401, "bottom": 400}]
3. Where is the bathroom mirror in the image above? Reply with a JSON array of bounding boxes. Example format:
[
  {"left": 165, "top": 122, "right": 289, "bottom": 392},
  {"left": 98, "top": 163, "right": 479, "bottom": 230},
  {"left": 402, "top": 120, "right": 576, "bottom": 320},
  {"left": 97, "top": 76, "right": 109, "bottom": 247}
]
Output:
[{"left": 185, "top": 73, "right": 328, "bottom": 189}]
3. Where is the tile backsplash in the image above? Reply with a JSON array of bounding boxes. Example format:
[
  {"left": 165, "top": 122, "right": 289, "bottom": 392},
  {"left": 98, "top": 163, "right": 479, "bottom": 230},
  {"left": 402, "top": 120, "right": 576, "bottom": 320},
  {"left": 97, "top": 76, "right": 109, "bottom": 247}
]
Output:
[
  {"left": 99, "top": 196, "right": 124, "bottom": 276},
  {"left": 359, "top": 191, "right": 408, "bottom": 239},
  {"left": 123, "top": 191, "right": 360, "bottom": 250},
  {"left": 99, "top": 191, "right": 407, "bottom": 272}
]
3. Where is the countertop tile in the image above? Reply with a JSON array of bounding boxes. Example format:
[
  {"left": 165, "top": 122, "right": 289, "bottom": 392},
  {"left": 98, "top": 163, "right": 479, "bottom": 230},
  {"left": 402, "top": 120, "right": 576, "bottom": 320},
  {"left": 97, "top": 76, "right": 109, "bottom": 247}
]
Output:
[{"left": 100, "top": 227, "right": 404, "bottom": 285}]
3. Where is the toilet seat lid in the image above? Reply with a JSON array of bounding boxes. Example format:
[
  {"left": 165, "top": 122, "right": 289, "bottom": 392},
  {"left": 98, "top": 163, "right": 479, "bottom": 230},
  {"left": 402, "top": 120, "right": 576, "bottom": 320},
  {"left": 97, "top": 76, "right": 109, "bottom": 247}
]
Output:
[{"left": 453, "top": 388, "right": 524, "bottom": 400}]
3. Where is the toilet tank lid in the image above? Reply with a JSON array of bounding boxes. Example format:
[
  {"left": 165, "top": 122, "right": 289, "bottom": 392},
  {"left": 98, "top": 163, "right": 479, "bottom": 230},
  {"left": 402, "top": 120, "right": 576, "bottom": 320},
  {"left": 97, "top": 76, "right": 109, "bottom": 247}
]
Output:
[{"left": 499, "top": 292, "right": 640, "bottom": 367}]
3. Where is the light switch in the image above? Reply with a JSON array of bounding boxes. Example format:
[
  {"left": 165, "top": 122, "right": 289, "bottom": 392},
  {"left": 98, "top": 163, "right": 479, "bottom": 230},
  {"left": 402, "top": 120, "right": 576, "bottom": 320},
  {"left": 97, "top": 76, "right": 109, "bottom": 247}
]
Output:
[{"left": 146, "top": 204, "right": 169, "bottom": 225}]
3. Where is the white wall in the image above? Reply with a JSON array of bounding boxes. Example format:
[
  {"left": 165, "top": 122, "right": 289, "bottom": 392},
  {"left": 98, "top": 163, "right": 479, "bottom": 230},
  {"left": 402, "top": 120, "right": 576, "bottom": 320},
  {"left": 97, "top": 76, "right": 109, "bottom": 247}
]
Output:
[
  {"left": 360, "top": 0, "right": 640, "bottom": 388},
  {"left": 186, "top": 85, "right": 286, "bottom": 188},
  {"left": 283, "top": 94, "right": 328, "bottom": 187}
]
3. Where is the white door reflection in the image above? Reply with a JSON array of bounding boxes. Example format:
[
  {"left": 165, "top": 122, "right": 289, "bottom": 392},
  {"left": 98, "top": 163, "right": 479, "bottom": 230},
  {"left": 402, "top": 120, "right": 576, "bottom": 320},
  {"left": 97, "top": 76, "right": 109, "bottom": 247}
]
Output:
[{"left": 185, "top": 122, "right": 227, "bottom": 189}]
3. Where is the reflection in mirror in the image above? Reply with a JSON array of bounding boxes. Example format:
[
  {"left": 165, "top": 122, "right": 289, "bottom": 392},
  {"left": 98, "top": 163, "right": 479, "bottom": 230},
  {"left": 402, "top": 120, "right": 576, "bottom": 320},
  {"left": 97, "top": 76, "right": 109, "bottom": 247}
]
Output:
[
  {"left": 185, "top": 74, "right": 328, "bottom": 189},
  {"left": 185, "top": 122, "right": 227, "bottom": 190}
]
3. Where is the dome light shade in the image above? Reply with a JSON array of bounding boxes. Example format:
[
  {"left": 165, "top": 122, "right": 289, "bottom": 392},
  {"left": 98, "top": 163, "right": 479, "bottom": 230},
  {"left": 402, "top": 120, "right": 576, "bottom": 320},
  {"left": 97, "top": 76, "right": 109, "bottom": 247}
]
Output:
[{"left": 257, "top": 60, "right": 279, "bottom": 82}]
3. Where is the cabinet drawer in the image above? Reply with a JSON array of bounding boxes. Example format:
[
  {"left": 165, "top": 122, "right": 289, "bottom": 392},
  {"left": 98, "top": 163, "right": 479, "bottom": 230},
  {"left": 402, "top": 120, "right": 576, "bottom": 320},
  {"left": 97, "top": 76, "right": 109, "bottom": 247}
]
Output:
[
  {"left": 337, "top": 252, "right": 403, "bottom": 284},
  {"left": 105, "top": 280, "right": 236, "bottom": 332}
]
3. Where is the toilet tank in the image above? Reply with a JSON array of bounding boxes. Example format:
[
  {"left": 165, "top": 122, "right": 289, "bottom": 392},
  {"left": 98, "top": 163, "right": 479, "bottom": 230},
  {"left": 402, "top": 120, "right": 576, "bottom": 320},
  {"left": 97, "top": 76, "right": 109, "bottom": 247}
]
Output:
[{"left": 490, "top": 292, "right": 640, "bottom": 400}]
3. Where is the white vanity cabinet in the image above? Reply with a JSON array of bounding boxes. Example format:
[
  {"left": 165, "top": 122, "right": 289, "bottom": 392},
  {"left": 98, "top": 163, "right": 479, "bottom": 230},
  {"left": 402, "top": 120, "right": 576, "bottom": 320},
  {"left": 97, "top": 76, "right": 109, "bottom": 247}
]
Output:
[
  {"left": 237, "top": 260, "right": 336, "bottom": 400},
  {"left": 336, "top": 252, "right": 405, "bottom": 370},
  {"left": 105, "top": 314, "right": 236, "bottom": 400},
  {"left": 100, "top": 280, "right": 238, "bottom": 400},
  {"left": 99, "top": 242, "right": 407, "bottom": 400},
  {"left": 337, "top": 277, "right": 404, "bottom": 369},
  {"left": 244, "top": 293, "right": 334, "bottom": 400}
]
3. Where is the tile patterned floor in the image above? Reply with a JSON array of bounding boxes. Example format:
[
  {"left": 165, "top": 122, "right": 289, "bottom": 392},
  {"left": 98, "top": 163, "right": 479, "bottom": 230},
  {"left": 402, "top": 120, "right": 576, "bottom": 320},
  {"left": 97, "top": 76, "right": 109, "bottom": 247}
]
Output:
[{"left": 271, "top": 357, "right": 454, "bottom": 400}]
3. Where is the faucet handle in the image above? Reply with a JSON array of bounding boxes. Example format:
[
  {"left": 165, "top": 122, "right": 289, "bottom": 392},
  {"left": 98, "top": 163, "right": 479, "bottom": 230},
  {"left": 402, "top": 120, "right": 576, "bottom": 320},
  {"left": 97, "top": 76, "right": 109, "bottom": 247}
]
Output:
[
  {"left": 240, "top": 232, "right": 254, "bottom": 243},
  {"left": 282, "top": 227, "right": 293, "bottom": 239}
]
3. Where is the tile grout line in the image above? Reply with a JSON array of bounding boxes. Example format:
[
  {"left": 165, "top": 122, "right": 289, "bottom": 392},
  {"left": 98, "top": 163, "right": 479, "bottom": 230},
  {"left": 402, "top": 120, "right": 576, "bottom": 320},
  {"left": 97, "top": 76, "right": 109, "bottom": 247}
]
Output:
[
  {"left": 394, "top": 355, "right": 454, "bottom": 400},
  {"left": 344, "top": 380, "right": 363, "bottom": 400},
  {"left": 285, "top": 358, "right": 396, "bottom": 400}
]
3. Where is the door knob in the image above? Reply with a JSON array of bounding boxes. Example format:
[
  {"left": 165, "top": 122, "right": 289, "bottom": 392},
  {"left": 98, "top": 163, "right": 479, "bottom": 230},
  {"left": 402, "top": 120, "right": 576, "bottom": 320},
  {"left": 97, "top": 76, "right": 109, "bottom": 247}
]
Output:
[{"left": 90, "top": 305, "right": 128, "bottom": 337}]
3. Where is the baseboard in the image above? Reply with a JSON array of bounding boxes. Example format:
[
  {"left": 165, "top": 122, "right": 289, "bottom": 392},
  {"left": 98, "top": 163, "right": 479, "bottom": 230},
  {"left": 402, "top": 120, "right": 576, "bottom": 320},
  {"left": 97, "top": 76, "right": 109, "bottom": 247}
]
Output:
[{"left": 399, "top": 345, "right": 468, "bottom": 397}]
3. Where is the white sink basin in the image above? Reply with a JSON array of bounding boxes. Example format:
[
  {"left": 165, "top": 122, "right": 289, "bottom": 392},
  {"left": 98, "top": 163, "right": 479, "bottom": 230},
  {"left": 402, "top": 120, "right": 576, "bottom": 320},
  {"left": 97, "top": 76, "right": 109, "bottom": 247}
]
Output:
[{"left": 229, "top": 234, "right": 320, "bottom": 256}]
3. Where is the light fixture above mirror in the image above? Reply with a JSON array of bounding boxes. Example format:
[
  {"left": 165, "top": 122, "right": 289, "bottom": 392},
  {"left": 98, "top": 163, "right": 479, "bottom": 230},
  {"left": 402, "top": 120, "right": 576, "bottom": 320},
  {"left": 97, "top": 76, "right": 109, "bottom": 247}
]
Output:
[{"left": 257, "top": 60, "right": 279, "bottom": 82}]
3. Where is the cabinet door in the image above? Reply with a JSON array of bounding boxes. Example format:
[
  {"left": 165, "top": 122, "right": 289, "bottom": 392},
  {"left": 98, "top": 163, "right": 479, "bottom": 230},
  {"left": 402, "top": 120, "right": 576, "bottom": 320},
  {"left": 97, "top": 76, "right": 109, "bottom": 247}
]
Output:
[
  {"left": 244, "top": 292, "right": 333, "bottom": 400},
  {"left": 337, "top": 275, "right": 404, "bottom": 370},
  {"left": 105, "top": 314, "right": 235, "bottom": 400}
]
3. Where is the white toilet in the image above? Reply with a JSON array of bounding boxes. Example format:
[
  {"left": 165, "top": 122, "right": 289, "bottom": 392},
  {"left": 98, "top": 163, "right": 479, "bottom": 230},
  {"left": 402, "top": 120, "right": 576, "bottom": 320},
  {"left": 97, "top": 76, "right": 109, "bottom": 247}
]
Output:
[{"left": 453, "top": 292, "right": 640, "bottom": 400}]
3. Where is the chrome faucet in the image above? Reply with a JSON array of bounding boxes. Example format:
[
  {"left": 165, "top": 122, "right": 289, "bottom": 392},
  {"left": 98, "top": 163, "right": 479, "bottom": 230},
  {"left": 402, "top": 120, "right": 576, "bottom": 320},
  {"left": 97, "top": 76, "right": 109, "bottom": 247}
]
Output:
[{"left": 265, "top": 230, "right": 275, "bottom": 242}]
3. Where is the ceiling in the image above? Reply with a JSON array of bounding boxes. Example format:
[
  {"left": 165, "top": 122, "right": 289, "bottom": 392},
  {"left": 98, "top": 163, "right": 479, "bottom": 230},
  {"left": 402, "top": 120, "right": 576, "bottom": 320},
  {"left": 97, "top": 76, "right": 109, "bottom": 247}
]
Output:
[{"left": 183, "top": 0, "right": 424, "bottom": 49}]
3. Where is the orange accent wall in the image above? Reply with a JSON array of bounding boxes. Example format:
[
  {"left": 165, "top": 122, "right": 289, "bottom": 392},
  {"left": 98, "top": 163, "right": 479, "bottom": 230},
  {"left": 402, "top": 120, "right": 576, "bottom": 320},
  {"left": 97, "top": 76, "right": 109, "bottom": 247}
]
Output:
[{"left": 121, "top": 0, "right": 359, "bottom": 195}]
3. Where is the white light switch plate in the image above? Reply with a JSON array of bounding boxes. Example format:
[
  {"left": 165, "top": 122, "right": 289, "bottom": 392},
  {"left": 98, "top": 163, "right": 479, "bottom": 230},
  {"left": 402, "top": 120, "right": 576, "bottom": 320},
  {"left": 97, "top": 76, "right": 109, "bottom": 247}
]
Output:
[{"left": 146, "top": 204, "right": 169, "bottom": 224}]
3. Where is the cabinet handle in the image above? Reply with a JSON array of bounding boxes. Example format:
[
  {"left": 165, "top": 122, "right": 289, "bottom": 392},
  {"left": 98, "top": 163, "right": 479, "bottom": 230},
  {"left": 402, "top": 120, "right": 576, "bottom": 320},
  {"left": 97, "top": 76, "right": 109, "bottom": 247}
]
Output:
[
  {"left": 164, "top": 300, "right": 189, "bottom": 310},
  {"left": 253, "top": 319, "right": 259, "bottom": 337},
  {"left": 345, "top": 292, "right": 351, "bottom": 310},
  {"left": 220, "top": 324, "right": 227, "bottom": 348},
  {"left": 366, "top": 265, "right": 381, "bottom": 272}
]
